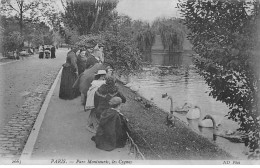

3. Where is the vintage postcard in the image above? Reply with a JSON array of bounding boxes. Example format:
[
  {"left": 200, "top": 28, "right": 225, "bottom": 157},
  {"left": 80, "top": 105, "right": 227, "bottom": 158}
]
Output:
[{"left": 0, "top": 0, "right": 259, "bottom": 165}]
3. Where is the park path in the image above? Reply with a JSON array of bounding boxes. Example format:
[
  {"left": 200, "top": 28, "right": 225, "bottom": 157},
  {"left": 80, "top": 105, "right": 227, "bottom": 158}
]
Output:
[
  {"left": 0, "top": 49, "right": 67, "bottom": 161},
  {"left": 29, "top": 74, "right": 133, "bottom": 162}
]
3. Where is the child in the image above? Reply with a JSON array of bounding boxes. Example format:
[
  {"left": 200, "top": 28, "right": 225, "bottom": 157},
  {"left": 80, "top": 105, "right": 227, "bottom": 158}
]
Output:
[{"left": 92, "top": 97, "right": 130, "bottom": 151}]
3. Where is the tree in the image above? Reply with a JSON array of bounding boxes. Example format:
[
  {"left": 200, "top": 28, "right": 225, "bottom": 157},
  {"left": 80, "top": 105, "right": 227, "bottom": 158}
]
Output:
[
  {"left": 61, "top": 0, "right": 118, "bottom": 35},
  {"left": 0, "top": 0, "right": 54, "bottom": 35},
  {"left": 152, "top": 17, "right": 186, "bottom": 52},
  {"left": 178, "top": 0, "right": 260, "bottom": 153},
  {"left": 75, "top": 32, "right": 143, "bottom": 75}
]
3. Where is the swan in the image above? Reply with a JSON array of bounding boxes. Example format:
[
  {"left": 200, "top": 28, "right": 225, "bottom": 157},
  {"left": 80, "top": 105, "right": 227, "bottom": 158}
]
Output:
[
  {"left": 125, "top": 82, "right": 133, "bottom": 88},
  {"left": 186, "top": 106, "right": 201, "bottom": 119},
  {"left": 165, "top": 96, "right": 176, "bottom": 127},
  {"left": 202, "top": 114, "right": 248, "bottom": 143},
  {"left": 198, "top": 115, "right": 222, "bottom": 128},
  {"left": 130, "top": 84, "right": 140, "bottom": 92},
  {"left": 174, "top": 102, "right": 193, "bottom": 113}
]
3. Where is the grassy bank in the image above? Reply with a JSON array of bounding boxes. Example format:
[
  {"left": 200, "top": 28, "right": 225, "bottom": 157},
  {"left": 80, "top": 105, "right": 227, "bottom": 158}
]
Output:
[{"left": 117, "top": 82, "right": 233, "bottom": 160}]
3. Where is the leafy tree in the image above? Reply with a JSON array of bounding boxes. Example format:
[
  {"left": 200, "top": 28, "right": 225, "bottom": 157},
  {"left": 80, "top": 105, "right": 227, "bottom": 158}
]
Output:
[
  {"left": 75, "top": 32, "right": 143, "bottom": 75},
  {"left": 61, "top": 0, "right": 118, "bottom": 35},
  {"left": 0, "top": 0, "right": 55, "bottom": 35},
  {"left": 152, "top": 18, "right": 186, "bottom": 52},
  {"left": 178, "top": 0, "right": 260, "bottom": 152}
]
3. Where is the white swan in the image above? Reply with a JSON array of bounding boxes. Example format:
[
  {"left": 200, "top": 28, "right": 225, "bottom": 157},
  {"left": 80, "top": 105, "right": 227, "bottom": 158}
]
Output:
[
  {"left": 174, "top": 102, "right": 193, "bottom": 112},
  {"left": 198, "top": 115, "right": 222, "bottom": 128},
  {"left": 130, "top": 84, "right": 140, "bottom": 92},
  {"left": 186, "top": 106, "right": 201, "bottom": 119},
  {"left": 202, "top": 115, "right": 248, "bottom": 143}
]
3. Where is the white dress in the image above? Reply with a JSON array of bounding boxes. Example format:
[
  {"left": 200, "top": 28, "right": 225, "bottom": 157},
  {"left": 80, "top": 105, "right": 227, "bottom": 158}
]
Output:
[{"left": 85, "top": 80, "right": 105, "bottom": 110}]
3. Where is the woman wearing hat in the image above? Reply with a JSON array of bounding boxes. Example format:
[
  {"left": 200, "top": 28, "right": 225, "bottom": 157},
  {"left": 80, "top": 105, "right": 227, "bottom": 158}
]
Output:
[
  {"left": 85, "top": 70, "right": 107, "bottom": 133},
  {"left": 93, "top": 76, "right": 126, "bottom": 121},
  {"left": 85, "top": 44, "right": 101, "bottom": 70},
  {"left": 76, "top": 49, "right": 88, "bottom": 75},
  {"left": 59, "top": 48, "right": 80, "bottom": 100},
  {"left": 92, "top": 97, "right": 130, "bottom": 151}
]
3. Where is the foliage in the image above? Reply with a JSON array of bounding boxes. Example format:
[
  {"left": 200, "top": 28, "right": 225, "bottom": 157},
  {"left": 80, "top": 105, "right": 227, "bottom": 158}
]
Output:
[
  {"left": 135, "top": 25, "right": 155, "bottom": 53},
  {"left": 153, "top": 18, "right": 185, "bottom": 52},
  {"left": 2, "top": 31, "right": 24, "bottom": 55},
  {"left": 0, "top": 0, "right": 56, "bottom": 34},
  {"left": 75, "top": 32, "right": 143, "bottom": 75},
  {"left": 61, "top": 0, "right": 118, "bottom": 35},
  {"left": 178, "top": 0, "right": 260, "bottom": 151}
]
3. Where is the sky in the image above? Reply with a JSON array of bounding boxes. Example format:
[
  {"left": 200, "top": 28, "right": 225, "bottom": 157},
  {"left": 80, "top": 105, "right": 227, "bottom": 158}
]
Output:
[
  {"left": 116, "top": 0, "right": 180, "bottom": 23},
  {"left": 55, "top": 0, "right": 180, "bottom": 23}
]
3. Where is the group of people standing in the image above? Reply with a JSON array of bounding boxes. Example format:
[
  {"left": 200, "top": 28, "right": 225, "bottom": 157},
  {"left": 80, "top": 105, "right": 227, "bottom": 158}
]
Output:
[
  {"left": 38, "top": 45, "right": 56, "bottom": 59},
  {"left": 58, "top": 43, "right": 130, "bottom": 151}
]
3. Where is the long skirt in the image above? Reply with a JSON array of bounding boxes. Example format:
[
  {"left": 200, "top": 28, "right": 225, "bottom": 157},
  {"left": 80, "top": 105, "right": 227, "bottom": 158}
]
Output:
[
  {"left": 59, "top": 66, "right": 78, "bottom": 100},
  {"left": 86, "top": 109, "right": 99, "bottom": 134},
  {"left": 39, "top": 52, "right": 44, "bottom": 59},
  {"left": 93, "top": 109, "right": 129, "bottom": 151},
  {"left": 51, "top": 51, "right": 56, "bottom": 58}
]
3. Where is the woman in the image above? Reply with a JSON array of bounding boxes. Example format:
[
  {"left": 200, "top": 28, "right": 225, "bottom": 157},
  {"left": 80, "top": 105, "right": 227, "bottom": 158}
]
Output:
[
  {"left": 59, "top": 48, "right": 79, "bottom": 100},
  {"left": 85, "top": 44, "right": 100, "bottom": 69},
  {"left": 39, "top": 45, "right": 44, "bottom": 59},
  {"left": 77, "top": 49, "right": 89, "bottom": 75},
  {"left": 86, "top": 70, "right": 107, "bottom": 133},
  {"left": 51, "top": 45, "right": 56, "bottom": 59},
  {"left": 92, "top": 97, "right": 130, "bottom": 151},
  {"left": 72, "top": 61, "right": 114, "bottom": 109},
  {"left": 93, "top": 76, "right": 126, "bottom": 120}
]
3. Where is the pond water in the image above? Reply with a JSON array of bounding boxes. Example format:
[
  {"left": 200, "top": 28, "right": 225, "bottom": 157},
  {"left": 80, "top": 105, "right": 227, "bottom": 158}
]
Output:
[{"left": 122, "top": 51, "right": 247, "bottom": 159}]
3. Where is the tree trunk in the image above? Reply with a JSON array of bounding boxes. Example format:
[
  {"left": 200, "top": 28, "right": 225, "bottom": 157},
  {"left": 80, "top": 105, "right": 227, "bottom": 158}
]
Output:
[{"left": 90, "top": 0, "right": 100, "bottom": 32}]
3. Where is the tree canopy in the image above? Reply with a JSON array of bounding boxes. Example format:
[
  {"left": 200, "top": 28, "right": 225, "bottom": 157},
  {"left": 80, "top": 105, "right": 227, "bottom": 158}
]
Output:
[
  {"left": 61, "top": 0, "right": 118, "bottom": 35},
  {"left": 178, "top": 0, "right": 260, "bottom": 153}
]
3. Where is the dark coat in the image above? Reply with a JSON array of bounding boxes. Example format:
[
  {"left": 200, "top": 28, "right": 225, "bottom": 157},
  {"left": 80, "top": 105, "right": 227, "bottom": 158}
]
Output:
[
  {"left": 72, "top": 63, "right": 108, "bottom": 97},
  {"left": 59, "top": 50, "right": 79, "bottom": 99},
  {"left": 94, "top": 87, "right": 126, "bottom": 120},
  {"left": 85, "top": 55, "right": 99, "bottom": 69},
  {"left": 77, "top": 54, "right": 88, "bottom": 75},
  {"left": 51, "top": 46, "right": 56, "bottom": 58},
  {"left": 94, "top": 108, "right": 129, "bottom": 151}
]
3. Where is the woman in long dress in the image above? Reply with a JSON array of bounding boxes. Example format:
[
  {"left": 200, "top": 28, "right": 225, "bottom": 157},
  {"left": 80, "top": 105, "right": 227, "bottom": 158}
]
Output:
[
  {"left": 51, "top": 45, "right": 56, "bottom": 59},
  {"left": 93, "top": 76, "right": 126, "bottom": 121},
  {"left": 77, "top": 49, "right": 88, "bottom": 75},
  {"left": 92, "top": 97, "right": 130, "bottom": 151},
  {"left": 59, "top": 48, "right": 79, "bottom": 100},
  {"left": 85, "top": 70, "right": 106, "bottom": 133}
]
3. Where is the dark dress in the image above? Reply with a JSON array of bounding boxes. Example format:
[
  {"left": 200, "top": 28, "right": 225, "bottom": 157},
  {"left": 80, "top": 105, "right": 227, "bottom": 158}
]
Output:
[
  {"left": 85, "top": 55, "right": 99, "bottom": 69},
  {"left": 59, "top": 50, "right": 79, "bottom": 100},
  {"left": 51, "top": 46, "right": 56, "bottom": 58},
  {"left": 72, "top": 63, "right": 108, "bottom": 105},
  {"left": 93, "top": 108, "right": 130, "bottom": 151},
  {"left": 93, "top": 86, "right": 126, "bottom": 120},
  {"left": 77, "top": 54, "right": 88, "bottom": 75}
]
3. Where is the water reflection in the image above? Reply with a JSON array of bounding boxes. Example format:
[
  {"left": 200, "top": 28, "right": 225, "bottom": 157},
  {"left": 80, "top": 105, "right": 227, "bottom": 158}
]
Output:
[{"left": 124, "top": 51, "right": 247, "bottom": 159}]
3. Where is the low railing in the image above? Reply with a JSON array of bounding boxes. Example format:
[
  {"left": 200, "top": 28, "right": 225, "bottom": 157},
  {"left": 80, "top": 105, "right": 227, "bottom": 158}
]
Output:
[{"left": 126, "top": 132, "right": 145, "bottom": 160}]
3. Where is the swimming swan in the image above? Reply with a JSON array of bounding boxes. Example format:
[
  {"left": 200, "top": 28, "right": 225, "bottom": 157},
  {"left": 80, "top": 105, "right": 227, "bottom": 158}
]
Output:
[
  {"left": 186, "top": 106, "right": 201, "bottom": 119},
  {"left": 202, "top": 115, "right": 247, "bottom": 143}
]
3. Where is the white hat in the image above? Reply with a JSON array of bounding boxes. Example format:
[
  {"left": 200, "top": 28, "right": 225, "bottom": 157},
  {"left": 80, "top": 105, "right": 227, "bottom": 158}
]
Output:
[{"left": 95, "top": 70, "right": 106, "bottom": 76}]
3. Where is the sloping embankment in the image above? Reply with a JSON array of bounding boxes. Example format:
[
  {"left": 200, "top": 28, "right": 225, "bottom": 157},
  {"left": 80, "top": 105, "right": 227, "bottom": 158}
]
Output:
[{"left": 117, "top": 82, "right": 233, "bottom": 160}]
